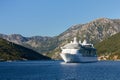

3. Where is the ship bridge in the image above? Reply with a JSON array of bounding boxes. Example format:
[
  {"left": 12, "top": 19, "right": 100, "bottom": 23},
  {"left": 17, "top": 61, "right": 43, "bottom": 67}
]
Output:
[{"left": 61, "top": 37, "right": 80, "bottom": 49}]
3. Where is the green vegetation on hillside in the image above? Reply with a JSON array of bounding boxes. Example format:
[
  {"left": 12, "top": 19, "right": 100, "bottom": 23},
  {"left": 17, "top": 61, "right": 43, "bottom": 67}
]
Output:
[
  {"left": 95, "top": 32, "right": 120, "bottom": 60},
  {"left": 0, "top": 38, "right": 50, "bottom": 61}
]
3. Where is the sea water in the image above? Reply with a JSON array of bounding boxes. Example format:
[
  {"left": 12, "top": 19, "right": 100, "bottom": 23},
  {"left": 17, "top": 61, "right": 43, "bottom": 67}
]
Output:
[{"left": 0, "top": 61, "right": 120, "bottom": 80}]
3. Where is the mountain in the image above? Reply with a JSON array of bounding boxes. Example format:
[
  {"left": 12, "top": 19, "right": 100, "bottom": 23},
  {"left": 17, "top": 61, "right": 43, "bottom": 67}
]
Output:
[
  {"left": 0, "top": 18, "right": 120, "bottom": 59},
  {"left": 47, "top": 18, "right": 120, "bottom": 59},
  {"left": 0, "top": 34, "right": 59, "bottom": 55},
  {"left": 0, "top": 38, "right": 50, "bottom": 61},
  {"left": 58, "top": 18, "right": 120, "bottom": 42},
  {"left": 95, "top": 32, "right": 120, "bottom": 60}
]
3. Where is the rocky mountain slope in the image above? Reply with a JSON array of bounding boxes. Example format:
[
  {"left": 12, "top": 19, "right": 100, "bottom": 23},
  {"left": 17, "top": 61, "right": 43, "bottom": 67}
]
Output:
[
  {"left": 58, "top": 18, "right": 120, "bottom": 42},
  {"left": 0, "top": 38, "right": 50, "bottom": 61},
  {"left": 48, "top": 18, "right": 120, "bottom": 59},
  {"left": 0, "top": 18, "right": 120, "bottom": 59}
]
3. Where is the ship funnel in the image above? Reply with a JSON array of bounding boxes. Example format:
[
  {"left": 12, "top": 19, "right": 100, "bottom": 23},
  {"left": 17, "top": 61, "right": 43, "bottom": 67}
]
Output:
[
  {"left": 73, "top": 37, "right": 78, "bottom": 44},
  {"left": 79, "top": 40, "right": 81, "bottom": 44},
  {"left": 82, "top": 40, "right": 87, "bottom": 45}
]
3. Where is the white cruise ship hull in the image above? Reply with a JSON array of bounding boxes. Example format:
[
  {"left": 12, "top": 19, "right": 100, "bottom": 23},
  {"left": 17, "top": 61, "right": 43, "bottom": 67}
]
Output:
[{"left": 60, "top": 53, "right": 98, "bottom": 63}]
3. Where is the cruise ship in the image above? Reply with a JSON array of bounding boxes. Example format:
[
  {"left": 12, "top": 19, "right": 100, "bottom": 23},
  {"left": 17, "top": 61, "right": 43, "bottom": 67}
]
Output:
[{"left": 60, "top": 37, "right": 98, "bottom": 63}]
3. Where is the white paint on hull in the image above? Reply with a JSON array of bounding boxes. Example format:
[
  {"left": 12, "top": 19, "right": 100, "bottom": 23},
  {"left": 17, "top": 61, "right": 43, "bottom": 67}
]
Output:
[{"left": 60, "top": 53, "right": 98, "bottom": 63}]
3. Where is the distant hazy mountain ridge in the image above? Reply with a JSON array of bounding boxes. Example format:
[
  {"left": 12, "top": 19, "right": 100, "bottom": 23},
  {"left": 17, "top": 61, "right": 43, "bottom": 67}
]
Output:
[
  {"left": 0, "top": 18, "right": 120, "bottom": 59},
  {"left": 0, "top": 34, "right": 58, "bottom": 54}
]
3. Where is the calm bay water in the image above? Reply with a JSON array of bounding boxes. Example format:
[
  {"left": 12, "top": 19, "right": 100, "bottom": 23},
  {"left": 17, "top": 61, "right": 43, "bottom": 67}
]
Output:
[{"left": 0, "top": 61, "right": 120, "bottom": 80}]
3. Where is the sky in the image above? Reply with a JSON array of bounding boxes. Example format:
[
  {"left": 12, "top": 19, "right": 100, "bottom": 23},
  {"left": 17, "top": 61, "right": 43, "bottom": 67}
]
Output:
[{"left": 0, "top": 0, "right": 120, "bottom": 37}]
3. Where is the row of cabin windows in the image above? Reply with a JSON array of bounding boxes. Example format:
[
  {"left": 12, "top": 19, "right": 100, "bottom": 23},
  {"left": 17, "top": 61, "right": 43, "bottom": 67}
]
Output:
[{"left": 79, "top": 49, "right": 97, "bottom": 57}]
